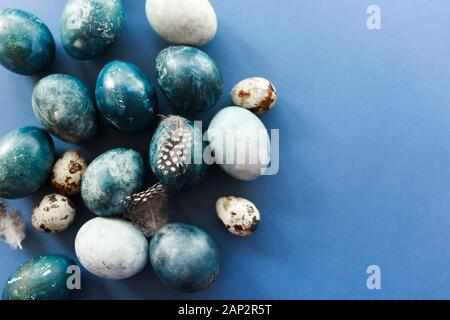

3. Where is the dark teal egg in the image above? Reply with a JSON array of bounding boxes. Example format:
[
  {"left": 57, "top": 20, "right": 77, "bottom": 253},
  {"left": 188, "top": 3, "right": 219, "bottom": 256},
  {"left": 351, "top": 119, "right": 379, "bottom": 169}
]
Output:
[
  {"left": 2, "top": 254, "right": 76, "bottom": 300},
  {"left": 0, "top": 126, "right": 55, "bottom": 199},
  {"left": 150, "top": 223, "right": 220, "bottom": 292},
  {"left": 155, "top": 46, "right": 223, "bottom": 113},
  {"left": 149, "top": 116, "right": 207, "bottom": 192},
  {"left": 60, "top": 0, "right": 124, "bottom": 60},
  {"left": 0, "top": 9, "right": 55, "bottom": 75},
  {"left": 32, "top": 74, "right": 98, "bottom": 144},
  {"left": 96, "top": 60, "right": 158, "bottom": 134},
  {"left": 81, "top": 148, "right": 144, "bottom": 216}
]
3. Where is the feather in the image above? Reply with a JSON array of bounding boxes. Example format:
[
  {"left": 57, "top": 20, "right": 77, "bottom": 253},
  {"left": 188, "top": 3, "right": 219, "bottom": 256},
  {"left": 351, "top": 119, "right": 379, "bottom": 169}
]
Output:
[
  {"left": 122, "top": 183, "right": 169, "bottom": 237},
  {"left": 0, "top": 201, "right": 26, "bottom": 250}
]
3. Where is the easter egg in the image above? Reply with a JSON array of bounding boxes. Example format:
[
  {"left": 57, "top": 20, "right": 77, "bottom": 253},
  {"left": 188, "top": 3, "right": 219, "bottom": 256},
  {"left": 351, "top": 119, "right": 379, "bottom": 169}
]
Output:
[
  {"left": 2, "top": 254, "right": 76, "bottom": 300},
  {"left": 0, "top": 126, "right": 55, "bottom": 199},
  {"left": 81, "top": 148, "right": 144, "bottom": 216},
  {"left": 145, "top": 0, "right": 217, "bottom": 46},
  {"left": 60, "top": 0, "right": 124, "bottom": 60},
  {"left": 96, "top": 60, "right": 158, "bottom": 133},
  {"left": 0, "top": 9, "right": 55, "bottom": 75},
  {"left": 230, "top": 77, "right": 277, "bottom": 114},
  {"left": 51, "top": 150, "right": 88, "bottom": 196},
  {"left": 149, "top": 116, "right": 207, "bottom": 192},
  {"left": 206, "top": 107, "right": 271, "bottom": 181},
  {"left": 150, "top": 223, "right": 220, "bottom": 292},
  {"left": 216, "top": 196, "right": 260, "bottom": 237},
  {"left": 155, "top": 46, "right": 223, "bottom": 113},
  {"left": 32, "top": 74, "right": 98, "bottom": 144},
  {"left": 32, "top": 194, "right": 76, "bottom": 233},
  {"left": 75, "top": 217, "right": 148, "bottom": 279}
]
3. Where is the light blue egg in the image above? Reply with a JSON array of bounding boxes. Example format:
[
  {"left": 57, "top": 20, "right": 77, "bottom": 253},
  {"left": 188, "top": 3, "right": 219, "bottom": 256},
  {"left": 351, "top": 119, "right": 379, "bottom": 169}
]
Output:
[
  {"left": 155, "top": 46, "right": 223, "bottom": 113},
  {"left": 96, "top": 60, "right": 158, "bottom": 134},
  {"left": 32, "top": 74, "right": 98, "bottom": 144},
  {"left": 2, "top": 254, "right": 76, "bottom": 300},
  {"left": 150, "top": 223, "right": 220, "bottom": 292},
  {"left": 60, "top": 0, "right": 124, "bottom": 60},
  {"left": 0, "top": 9, "right": 55, "bottom": 75},
  {"left": 81, "top": 148, "right": 144, "bottom": 216},
  {"left": 0, "top": 126, "right": 55, "bottom": 199}
]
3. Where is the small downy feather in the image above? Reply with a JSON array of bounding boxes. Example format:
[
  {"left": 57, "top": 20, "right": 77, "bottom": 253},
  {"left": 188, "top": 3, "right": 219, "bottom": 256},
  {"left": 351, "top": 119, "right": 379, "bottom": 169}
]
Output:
[
  {"left": 122, "top": 183, "right": 169, "bottom": 237},
  {"left": 0, "top": 201, "right": 26, "bottom": 250}
]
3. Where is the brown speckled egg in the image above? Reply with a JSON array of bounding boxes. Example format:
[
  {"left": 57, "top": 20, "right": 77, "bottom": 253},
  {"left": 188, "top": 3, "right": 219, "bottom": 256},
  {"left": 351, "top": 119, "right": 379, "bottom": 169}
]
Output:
[
  {"left": 216, "top": 196, "right": 260, "bottom": 237},
  {"left": 32, "top": 194, "right": 76, "bottom": 233},
  {"left": 51, "top": 150, "right": 87, "bottom": 196},
  {"left": 230, "top": 77, "right": 277, "bottom": 114}
]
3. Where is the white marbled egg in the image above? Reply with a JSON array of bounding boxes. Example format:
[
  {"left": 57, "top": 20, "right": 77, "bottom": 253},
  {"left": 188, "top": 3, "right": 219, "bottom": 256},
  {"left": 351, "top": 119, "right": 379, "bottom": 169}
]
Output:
[
  {"left": 74, "top": 217, "right": 148, "bottom": 279},
  {"left": 32, "top": 194, "right": 76, "bottom": 233},
  {"left": 51, "top": 150, "right": 88, "bottom": 196},
  {"left": 145, "top": 0, "right": 217, "bottom": 46},
  {"left": 216, "top": 196, "right": 260, "bottom": 237},
  {"left": 230, "top": 77, "right": 277, "bottom": 114}
]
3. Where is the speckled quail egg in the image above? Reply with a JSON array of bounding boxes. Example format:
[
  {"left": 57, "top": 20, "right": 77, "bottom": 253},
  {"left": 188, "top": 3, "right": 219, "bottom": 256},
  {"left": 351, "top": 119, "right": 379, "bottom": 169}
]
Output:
[
  {"left": 230, "top": 77, "right": 277, "bottom": 114},
  {"left": 51, "top": 150, "right": 88, "bottom": 196},
  {"left": 216, "top": 196, "right": 260, "bottom": 236},
  {"left": 32, "top": 194, "right": 76, "bottom": 233}
]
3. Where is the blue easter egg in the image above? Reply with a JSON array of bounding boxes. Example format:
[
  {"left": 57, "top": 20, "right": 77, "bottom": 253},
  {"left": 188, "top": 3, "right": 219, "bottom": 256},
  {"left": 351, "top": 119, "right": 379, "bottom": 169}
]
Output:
[
  {"left": 96, "top": 60, "right": 158, "bottom": 134},
  {"left": 0, "top": 126, "right": 55, "bottom": 199},
  {"left": 32, "top": 74, "right": 98, "bottom": 144},
  {"left": 149, "top": 115, "right": 207, "bottom": 192},
  {"left": 60, "top": 0, "right": 124, "bottom": 60},
  {"left": 0, "top": 9, "right": 55, "bottom": 75},
  {"left": 2, "top": 254, "right": 76, "bottom": 300},
  {"left": 155, "top": 46, "right": 223, "bottom": 113},
  {"left": 150, "top": 223, "right": 220, "bottom": 292},
  {"left": 81, "top": 148, "right": 144, "bottom": 216}
]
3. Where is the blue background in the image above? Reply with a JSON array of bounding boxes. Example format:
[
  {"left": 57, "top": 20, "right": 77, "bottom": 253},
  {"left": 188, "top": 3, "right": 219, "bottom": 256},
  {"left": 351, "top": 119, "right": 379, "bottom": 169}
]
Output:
[{"left": 1, "top": 0, "right": 450, "bottom": 300}]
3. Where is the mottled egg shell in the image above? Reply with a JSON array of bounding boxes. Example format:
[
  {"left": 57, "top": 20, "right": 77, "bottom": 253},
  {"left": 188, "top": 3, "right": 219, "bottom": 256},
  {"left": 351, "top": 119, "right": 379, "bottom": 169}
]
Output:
[
  {"left": 150, "top": 223, "right": 220, "bottom": 292},
  {"left": 146, "top": 0, "right": 217, "bottom": 46},
  {"left": 32, "top": 194, "right": 76, "bottom": 233},
  {"left": 51, "top": 150, "right": 88, "bottom": 196},
  {"left": 230, "top": 77, "right": 277, "bottom": 114},
  {"left": 0, "top": 9, "right": 55, "bottom": 75},
  {"left": 2, "top": 254, "right": 76, "bottom": 300},
  {"left": 149, "top": 116, "right": 207, "bottom": 192},
  {"left": 0, "top": 126, "right": 55, "bottom": 199},
  {"left": 96, "top": 60, "right": 158, "bottom": 133},
  {"left": 155, "top": 46, "right": 223, "bottom": 113},
  {"left": 60, "top": 0, "right": 124, "bottom": 60},
  {"left": 216, "top": 196, "right": 260, "bottom": 237},
  {"left": 81, "top": 148, "right": 144, "bottom": 216},
  {"left": 206, "top": 107, "right": 271, "bottom": 181},
  {"left": 75, "top": 217, "right": 148, "bottom": 279},
  {"left": 32, "top": 74, "right": 98, "bottom": 144}
]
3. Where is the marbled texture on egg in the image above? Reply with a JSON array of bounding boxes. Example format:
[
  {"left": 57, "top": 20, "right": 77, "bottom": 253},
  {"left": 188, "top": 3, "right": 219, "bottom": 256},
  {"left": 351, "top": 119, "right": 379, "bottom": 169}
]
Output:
[
  {"left": 51, "top": 150, "right": 88, "bottom": 196},
  {"left": 0, "top": 9, "right": 55, "bottom": 75},
  {"left": 75, "top": 217, "right": 148, "bottom": 279},
  {"left": 149, "top": 116, "right": 207, "bottom": 192},
  {"left": 206, "top": 107, "right": 271, "bottom": 181},
  {"left": 150, "top": 223, "right": 220, "bottom": 292},
  {"left": 145, "top": 0, "right": 217, "bottom": 46},
  {"left": 32, "top": 74, "right": 98, "bottom": 144},
  {"left": 216, "top": 196, "right": 260, "bottom": 237},
  {"left": 2, "top": 254, "right": 76, "bottom": 300},
  {"left": 155, "top": 46, "right": 223, "bottom": 113},
  {"left": 96, "top": 60, "right": 158, "bottom": 133},
  {"left": 81, "top": 148, "right": 144, "bottom": 216},
  {"left": 230, "top": 77, "right": 277, "bottom": 114},
  {"left": 32, "top": 194, "right": 76, "bottom": 233},
  {"left": 0, "top": 126, "right": 55, "bottom": 199},
  {"left": 60, "top": 0, "right": 124, "bottom": 60}
]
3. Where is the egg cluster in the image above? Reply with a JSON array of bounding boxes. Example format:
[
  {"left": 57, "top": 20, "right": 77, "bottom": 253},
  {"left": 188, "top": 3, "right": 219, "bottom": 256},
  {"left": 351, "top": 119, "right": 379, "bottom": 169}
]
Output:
[{"left": 0, "top": 0, "right": 278, "bottom": 299}]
